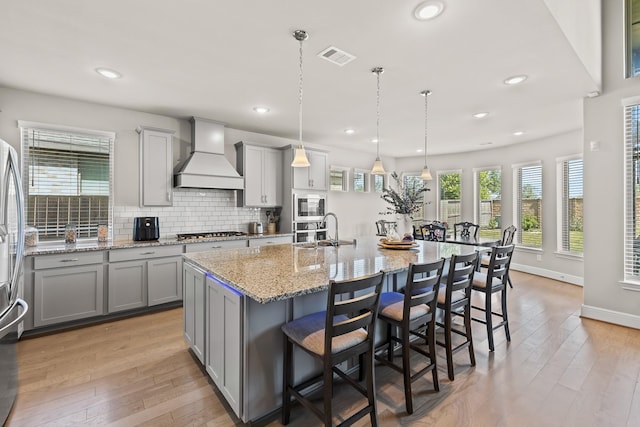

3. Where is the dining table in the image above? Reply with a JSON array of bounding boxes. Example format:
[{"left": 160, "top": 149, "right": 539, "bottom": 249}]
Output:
[{"left": 446, "top": 235, "right": 501, "bottom": 247}]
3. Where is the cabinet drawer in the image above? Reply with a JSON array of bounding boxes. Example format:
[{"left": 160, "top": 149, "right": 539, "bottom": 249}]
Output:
[
  {"left": 109, "top": 245, "right": 183, "bottom": 262},
  {"left": 34, "top": 251, "right": 105, "bottom": 270},
  {"left": 248, "top": 236, "right": 292, "bottom": 247},
  {"left": 185, "top": 239, "right": 248, "bottom": 253}
]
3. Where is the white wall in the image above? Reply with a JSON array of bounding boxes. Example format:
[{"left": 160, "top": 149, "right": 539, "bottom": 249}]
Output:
[
  {"left": 396, "top": 130, "right": 584, "bottom": 285},
  {"left": 581, "top": 0, "right": 640, "bottom": 328}
]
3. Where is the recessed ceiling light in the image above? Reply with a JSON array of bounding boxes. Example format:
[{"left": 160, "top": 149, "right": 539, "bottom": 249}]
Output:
[
  {"left": 344, "top": 128, "right": 355, "bottom": 135},
  {"left": 504, "top": 75, "right": 528, "bottom": 85},
  {"left": 417, "top": 148, "right": 423, "bottom": 153},
  {"left": 473, "top": 112, "right": 489, "bottom": 119},
  {"left": 253, "top": 106, "right": 270, "bottom": 114},
  {"left": 371, "top": 138, "right": 379, "bottom": 144},
  {"left": 414, "top": 1, "right": 445, "bottom": 20},
  {"left": 513, "top": 131, "right": 525, "bottom": 136},
  {"left": 95, "top": 68, "right": 122, "bottom": 79}
]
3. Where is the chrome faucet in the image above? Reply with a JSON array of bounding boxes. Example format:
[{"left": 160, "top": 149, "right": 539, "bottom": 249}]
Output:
[{"left": 322, "top": 212, "right": 339, "bottom": 246}]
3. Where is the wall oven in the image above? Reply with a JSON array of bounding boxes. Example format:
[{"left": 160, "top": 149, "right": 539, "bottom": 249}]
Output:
[{"left": 293, "top": 193, "right": 326, "bottom": 222}]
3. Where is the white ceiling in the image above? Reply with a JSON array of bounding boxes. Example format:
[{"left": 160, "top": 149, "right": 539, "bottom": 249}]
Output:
[{"left": 0, "top": 0, "right": 598, "bottom": 157}]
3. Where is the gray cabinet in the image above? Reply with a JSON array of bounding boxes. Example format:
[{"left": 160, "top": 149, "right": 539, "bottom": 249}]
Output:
[
  {"left": 108, "top": 246, "right": 183, "bottom": 313},
  {"left": 206, "top": 275, "right": 243, "bottom": 417},
  {"left": 32, "top": 252, "right": 105, "bottom": 328},
  {"left": 235, "top": 142, "right": 283, "bottom": 207},
  {"left": 291, "top": 148, "right": 328, "bottom": 191},
  {"left": 137, "top": 126, "right": 174, "bottom": 207},
  {"left": 184, "top": 262, "right": 206, "bottom": 364},
  {"left": 184, "top": 239, "right": 248, "bottom": 253},
  {"left": 248, "top": 235, "right": 292, "bottom": 247}
]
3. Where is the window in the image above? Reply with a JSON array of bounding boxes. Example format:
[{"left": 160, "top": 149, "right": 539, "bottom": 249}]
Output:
[
  {"left": 557, "top": 156, "right": 583, "bottom": 254},
  {"left": 625, "top": 103, "right": 640, "bottom": 281},
  {"left": 372, "top": 174, "right": 386, "bottom": 193},
  {"left": 513, "top": 162, "right": 542, "bottom": 248},
  {"left": 475, "top": 167, "right": 502, "bottom": 239},
  {"left": 437, "top": 170, "right": 461, "bottom": 229},
  {"left": 403, "top": 173, "right": 426, "bottom": 220},
  {"left": 626, "top": 0, "right": 640, "bottom": 78},
  {"left": 329, "top": 166, "right": 349, "bottom": 192},
  {"left": 353, "top": 169, "right": 370, "bottom": 193},
  {"left": 19, "top": 121, "right": 114, "bottom": 242}
]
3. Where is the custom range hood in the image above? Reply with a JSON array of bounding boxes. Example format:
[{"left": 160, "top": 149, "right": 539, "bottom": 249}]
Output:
[{"left": 174, "top": 117, "right": 244, "bottom": 190}]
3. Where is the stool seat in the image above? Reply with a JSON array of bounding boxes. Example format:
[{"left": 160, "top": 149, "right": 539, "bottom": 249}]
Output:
[
  {"left": 379, "top": 292, "right": 430, "bottom": 322},
  {"left": 281, "top": 312, "right": 367, "bottom": 357}
]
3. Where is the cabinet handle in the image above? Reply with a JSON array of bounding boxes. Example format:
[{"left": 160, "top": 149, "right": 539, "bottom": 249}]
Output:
[
  {"left": 211, "top": 245, "right": 223, "bottom": 249},
  {"left": 60, "top": 258, "right": 79, "bottom": 262},
  {"left": 140, "top": 251, "right": 156, "bottom": 255}
]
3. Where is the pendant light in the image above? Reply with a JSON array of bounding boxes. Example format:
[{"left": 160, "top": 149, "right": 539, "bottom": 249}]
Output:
[
  {"left": 291, "top": 30, "right": 311, "bottom": 168},
  {"left": 420, "top": 89, "right": 433, "bottom": 181},
  {"left": 371, "top": 67, "right": 386, "bottom": 175}
]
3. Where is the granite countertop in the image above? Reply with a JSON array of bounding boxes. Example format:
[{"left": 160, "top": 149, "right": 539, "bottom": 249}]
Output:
[
  {"left": 183, "top": 237, "right": 484, "bottom": 304},
  {"left": 24, "top": 232, "right": 293, "bottom": 256}
]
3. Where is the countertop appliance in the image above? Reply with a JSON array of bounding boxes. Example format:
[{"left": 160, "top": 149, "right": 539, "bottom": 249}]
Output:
[
  {"left": 0, "top": 137, "right": 27, "bottom": 426},
  {"left": 293, "top": 192, "right": 326, "bottom": 222},
  {"left": 176, "top": 231, "right": 247, "bottom": 241},
  {"left": 248, "top": 222, "right": 263, "bottom": 234},
  {"left": 133, "top": 217, "right": 160, "bottom": 241}
]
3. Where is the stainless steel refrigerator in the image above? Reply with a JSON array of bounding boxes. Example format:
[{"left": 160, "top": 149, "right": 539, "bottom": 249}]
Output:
[{"left": 0, "top": 138, "right": 26, "bottom": 426}]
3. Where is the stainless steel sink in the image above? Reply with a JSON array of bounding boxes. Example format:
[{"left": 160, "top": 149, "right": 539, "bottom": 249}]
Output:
[{"left": 295, "top": 239, "right": 355, "bottom": 249}]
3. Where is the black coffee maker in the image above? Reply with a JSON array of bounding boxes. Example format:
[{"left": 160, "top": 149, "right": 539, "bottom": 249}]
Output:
[{"left": 133, "top": 217, "right": 160, "bottom": 241}]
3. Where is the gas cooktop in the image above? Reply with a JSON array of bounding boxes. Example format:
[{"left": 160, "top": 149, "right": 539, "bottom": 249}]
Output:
[{"left": 176, "top": 231, "right": 247, "bottom": 241}]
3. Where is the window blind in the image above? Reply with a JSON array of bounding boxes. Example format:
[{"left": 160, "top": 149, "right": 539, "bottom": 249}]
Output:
[
  {"left": 20, "top": 125, "right": 114, "bottom": 242},
  {"left": 624, "top": 104, "right": 640, "bottom": 281},
  {"left": 559, "top": 158, "right": 583, "bottom": 253},
  {"left": 514, "top": 164, "right": 542, "bottom": 248}
]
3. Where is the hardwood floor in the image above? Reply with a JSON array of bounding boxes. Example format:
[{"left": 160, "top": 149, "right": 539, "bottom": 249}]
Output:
[{"left": 7, "top": 271, "right": 640, "bottom": 426}]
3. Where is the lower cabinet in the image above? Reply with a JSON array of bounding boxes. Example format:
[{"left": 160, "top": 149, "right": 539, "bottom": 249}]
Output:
[
  {"left": 183, "top": 262, "right": 206, "bottom": 364},
  {"left": 108, "top": 246, "right": 183, "bottom": 313},
  {"left": 206, "top": 274, "right": 243, "bottom": 418},
  {"left": 32, "top": 252, "right": 105, "bottom": 328}
]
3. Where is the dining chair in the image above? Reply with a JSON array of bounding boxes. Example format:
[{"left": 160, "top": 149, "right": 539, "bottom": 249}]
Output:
[
  {"left": 453, "top": 222, "right": 479, "bottom": 240},
  {"left": 471, "top": 245, "right": 514, "bottom": 352},
  {"left": 436, "top": 251, "right": 478, "bottom": 381},
  {"left": 480, "top": 225, "right": 517, "bottom": 287},
  {"left": 419, "top": 223, "right": 447, "bottom": 242},
  {"left": 375, "top": 258, "right": 445, "bottom": 414},
  {"left": 281, "top": 271, "right": 384, "bottom": 427}
]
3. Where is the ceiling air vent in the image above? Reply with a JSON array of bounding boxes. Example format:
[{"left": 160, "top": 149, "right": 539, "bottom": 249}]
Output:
[{"left": 317, "top": 46, "right": 356, "bottom": 66}]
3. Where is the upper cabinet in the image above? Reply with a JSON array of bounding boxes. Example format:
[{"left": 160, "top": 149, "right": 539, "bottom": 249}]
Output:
[
  {"left": 235, "top": 142, "right": 283, "bottom": 207},
  {"left": 287, "top": 147, "right": 328, "bottom": 191},
  {"left": 137, "top": 126, "right": 174, "bottom": 207}
]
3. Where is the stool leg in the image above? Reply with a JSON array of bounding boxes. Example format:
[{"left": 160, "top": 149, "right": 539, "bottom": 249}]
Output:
[
  {"left": 502, "top": 287, "right": 511, "bottom": 342},
  {"left": 365, "top": 348, "right": 379, "bottom": 427},
  {"left": 323, "top": 359, "right": 333, "bottom": 426},
  {"left": 445, "top": 308, "right": 455, "bottom": 381},
  {"left": 428, "top": 318, "right": 440, "bottom": 391},
  {"left": 486, "top": 294, "right": 495, "bottom": 352},
  {"left": 401, "top": 325, "right": 413, "bottom": 414},
  {"left": 464, "top": 302, "right": 476, "bottom": 367},
  {"left": 282, "top": 338, "right": 293, "bottom": 425},
  {"left": 387, "top": 323, "right": 393, "bottom": 362}
]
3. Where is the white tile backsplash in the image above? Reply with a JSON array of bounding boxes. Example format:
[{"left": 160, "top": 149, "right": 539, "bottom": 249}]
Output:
[{"left": 113, "top": 188, "right": 265, "bottom": 240}]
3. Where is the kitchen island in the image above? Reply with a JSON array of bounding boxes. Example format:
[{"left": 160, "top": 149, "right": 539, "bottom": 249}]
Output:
[{"left": 182, "top": 237, "right": 484, "bottom": 423}]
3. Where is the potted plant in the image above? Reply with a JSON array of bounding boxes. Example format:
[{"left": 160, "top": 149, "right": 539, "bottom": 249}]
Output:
[{"left": 380, "top": 172, "right": 429, "bottom": 238}]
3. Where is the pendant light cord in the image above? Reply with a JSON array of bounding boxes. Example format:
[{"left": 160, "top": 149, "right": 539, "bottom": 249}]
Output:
[
  {"left": 298, "top": 36, "right": 304, "bottom": 145},
  {"left": 422, "top": 90, "right": 431, "bottom": 165},
  {"left": 376, "top": 71, "right": 381, "bottom": 158}
]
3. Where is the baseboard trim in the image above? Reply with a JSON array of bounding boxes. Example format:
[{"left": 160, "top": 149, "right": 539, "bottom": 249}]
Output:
[
  {"left": 581, "top": 304, "right": 640, "bottom": 330},
  {"left": 510, "top": 263, "right": 583, "bottom": 286}
]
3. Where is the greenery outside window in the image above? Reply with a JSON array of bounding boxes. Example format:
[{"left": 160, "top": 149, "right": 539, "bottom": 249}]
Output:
[
  {"left": 402, "top": 173, "right": 426, "bottom": 220},
  {"left": 474, "top": 167, "right": 502, "bottom": 239},
  {"left": 513, "top": 161, "right": 542, "bottom": 248},
  {"left": 556, "top": 156, "right": 583, "bottom": 255},
  {"left": 372, "top": 173, "right": 386, "bottom": 193},
  {"left": 437, "top": 170, "right": 461, "bottom": 229},
  {"left": 624, "top": 102, "right": 640, "bottom": 281},
  {"left": 329, "top": 166, "right": 349, "bottom": 192},
  {"left": 19, "top": 121, "right": 114, "bottom": 242}
]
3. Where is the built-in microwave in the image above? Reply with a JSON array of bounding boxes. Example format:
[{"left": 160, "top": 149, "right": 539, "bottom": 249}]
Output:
[{"left": 293, "top": 193, "right": 326, "bottom": 222}]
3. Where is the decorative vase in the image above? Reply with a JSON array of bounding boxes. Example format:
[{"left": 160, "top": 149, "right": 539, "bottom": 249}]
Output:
[{"left": 396, "top": 214, "right": 414, "bottom": 239}]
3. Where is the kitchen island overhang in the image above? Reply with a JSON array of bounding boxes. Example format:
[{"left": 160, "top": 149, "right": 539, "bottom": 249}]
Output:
[{"left": 182, "top": 238, "right": 486, "bottom": 423}]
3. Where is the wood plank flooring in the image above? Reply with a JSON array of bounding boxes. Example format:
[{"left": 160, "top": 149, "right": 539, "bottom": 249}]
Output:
[{"left": 6, "top": 271, "right": 640, "bottom": 426}]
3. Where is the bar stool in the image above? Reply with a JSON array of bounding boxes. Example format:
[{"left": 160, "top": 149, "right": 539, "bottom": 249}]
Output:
[
  {"left": 471, "top": 245, "right": 514, "bottom": 351},
  {"left": 436, "top": 251, "right": 478, "bottom": 381},
  {"left": 281, "top": 271, "right": 385, "bottom": 427},
  {"left": 375, "top": 258, "right": 445, "bottom": 414},
  {"left": 479, "top": 225, "right": 516, "bottom": 288}
]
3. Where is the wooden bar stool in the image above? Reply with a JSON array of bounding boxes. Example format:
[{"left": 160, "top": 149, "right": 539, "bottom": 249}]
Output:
[
  {"left": 472, "top": 245, "right": 514, "bottom": 351},
  {"left": 436, "top": 251, "right": 478, "bottom": 381},
  {"left": 375, "top": 258, "right": 445, "bottom": 414},
  {"left": 281, "top": 271, "right": 384, "bottom": 427}
]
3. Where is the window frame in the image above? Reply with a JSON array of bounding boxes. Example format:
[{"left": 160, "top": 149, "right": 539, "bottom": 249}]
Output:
[
  {"left": 512, "top": 160, "right": 543, "bottom": 249},
  {"left": 352, "top": 168, "right": 370, "bottom": 193},
  {"left": 624, "top": 100, "right": 640, "bottom": 284},
  {"left": 329, "top": 165, "right": 350, "bottom": 192},
  {"left": 371, "top": 173, "right": 387, "bottom": 193},
  {"left": 18, "top": 120, "right": 115, "bottom": 243},
  {"left": 473, "top": 166, "right": 502, "bottom": 238},
  {"left": 556, "top": 154, "right": 584, "bottom": 256}
]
